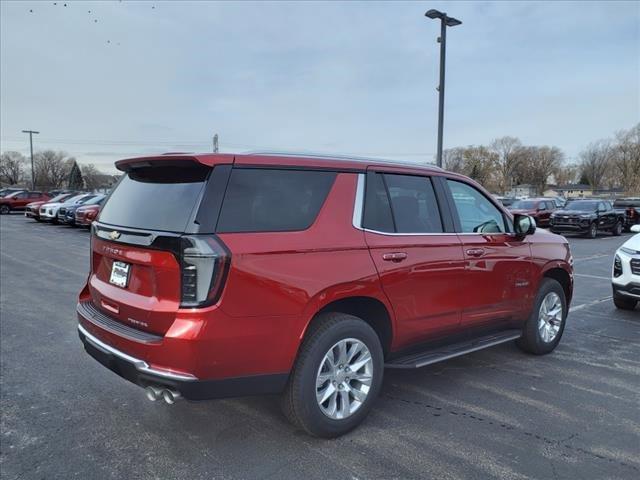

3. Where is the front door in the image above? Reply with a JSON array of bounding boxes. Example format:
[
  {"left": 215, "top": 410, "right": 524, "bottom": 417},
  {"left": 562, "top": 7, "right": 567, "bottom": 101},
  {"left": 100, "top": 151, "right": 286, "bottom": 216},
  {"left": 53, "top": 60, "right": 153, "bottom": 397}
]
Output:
[
  {"left": 445, "top": 179, "right": 533, "bottom": 328},
  {"left": 361, "top": 171, "right": 465, "bottom": 349}
]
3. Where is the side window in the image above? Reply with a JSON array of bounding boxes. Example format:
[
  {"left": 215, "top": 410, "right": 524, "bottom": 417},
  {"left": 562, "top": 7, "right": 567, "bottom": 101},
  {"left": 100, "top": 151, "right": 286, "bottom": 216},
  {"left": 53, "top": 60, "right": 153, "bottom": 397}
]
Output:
[
  {"left": 447, "top": 180, "right": 506, "bottom": 234},
  {"left": 383, "top": 174, "right": 443, "bottom": 233},
  {"left": 29, "top": 192, "right": 41, "bottom": 198},
  {"left": 363, "top": 173, "right": 394, "bottom": 232},
  {"left": 16, "top": 192, "right": 28, "bottom": 199},
  {"left": 598, "top": 202, "right": 606, "bottom": 212},
  {"left": 217, "top": 169, "right": 336, "bottom": 233},
  {"left": 538, "top": 202, "right": 546, "bottom": 211}
]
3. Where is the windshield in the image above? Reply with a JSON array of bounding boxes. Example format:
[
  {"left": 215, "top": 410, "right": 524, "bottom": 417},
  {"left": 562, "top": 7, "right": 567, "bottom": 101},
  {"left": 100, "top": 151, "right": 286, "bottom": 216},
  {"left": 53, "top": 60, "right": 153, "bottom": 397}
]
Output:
[
  {"left": 49, "top": 193, "right": 73, "bottom": 202},
  {"left": 98, "top": 164, "right": 209, "bottom": 232},
  {"left": 510, "top": 200, "right": 537, "bottom": 209},
  {"left": 565, "top": 201, "right": 598, "bottom": 211},
  {"left": 83, "top": 195, "right": 105, "bottom": 206},
  {"left": 76, "top": 195, "right": 97, "bottom": 204}
]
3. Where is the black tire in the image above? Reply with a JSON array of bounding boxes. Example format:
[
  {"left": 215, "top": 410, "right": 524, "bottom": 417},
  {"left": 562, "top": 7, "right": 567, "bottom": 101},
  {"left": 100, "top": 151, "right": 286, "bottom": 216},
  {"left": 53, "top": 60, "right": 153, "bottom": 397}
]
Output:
[
  {"left": 613, "top": 292, "right": 637, "bottom": 310},
  {"left": 612, "top": 220, "right": 623, "bottom": 236},
  {"left": 517, "top": 278, "right": 567, "bottom": 355},
  {"left": 0, "top": 205, "right": 10, "bottom": 215},
  {"left": 585, "top": 222, "right": 597, "bottom": 239},
  {"left": 281, "top": 312, "right": 384, "bottom": 438}
]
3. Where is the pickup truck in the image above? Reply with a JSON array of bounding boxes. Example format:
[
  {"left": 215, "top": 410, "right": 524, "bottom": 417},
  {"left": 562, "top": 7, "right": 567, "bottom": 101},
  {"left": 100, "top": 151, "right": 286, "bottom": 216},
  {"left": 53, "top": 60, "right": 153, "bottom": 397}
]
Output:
[
  {"left": 613, "top": 198, "right": 640, "bottom": 232},
  {"left": 549, "top": 199, "right": 625, "bottom": 238}
]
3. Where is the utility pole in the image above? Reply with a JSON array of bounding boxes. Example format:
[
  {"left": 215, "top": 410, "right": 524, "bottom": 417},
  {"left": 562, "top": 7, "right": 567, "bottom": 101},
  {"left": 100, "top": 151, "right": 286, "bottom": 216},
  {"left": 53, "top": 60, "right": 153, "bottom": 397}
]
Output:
[
  {"left": 21, "top": 130, "right": 39, "bottom": 190},
  {"left": 213, "top": 134, "right": 219, "bottom": 153},
  {"left": 425, "top": 10, "right": 462, "bottom": 168}
]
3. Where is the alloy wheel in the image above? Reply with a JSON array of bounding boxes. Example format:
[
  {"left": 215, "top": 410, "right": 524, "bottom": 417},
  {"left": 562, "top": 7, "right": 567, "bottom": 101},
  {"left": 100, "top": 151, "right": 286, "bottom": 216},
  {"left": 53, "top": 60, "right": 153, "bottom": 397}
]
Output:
[
  {"left": 315, "top": 338, "right": 373, "bottom": 420},
  {"left": 538, "top": 292, "right": 563, "bottom": 343}
]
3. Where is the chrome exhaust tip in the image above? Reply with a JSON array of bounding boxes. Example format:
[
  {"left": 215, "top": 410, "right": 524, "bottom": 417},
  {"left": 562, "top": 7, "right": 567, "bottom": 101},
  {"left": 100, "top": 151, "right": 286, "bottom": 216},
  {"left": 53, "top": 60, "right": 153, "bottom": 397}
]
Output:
[
  {"left": 145, "top": 386, "right": 162, "bottom": 402},
  {"left": 161, "top": 389, "right": 181, "bottom": 405}
]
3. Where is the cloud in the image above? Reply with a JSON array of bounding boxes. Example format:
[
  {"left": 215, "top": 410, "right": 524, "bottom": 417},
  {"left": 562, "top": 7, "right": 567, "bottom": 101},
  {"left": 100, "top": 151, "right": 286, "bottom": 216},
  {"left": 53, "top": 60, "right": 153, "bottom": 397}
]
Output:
[{"left": 1, "top": 0, "right": 638, "bottom": 173}]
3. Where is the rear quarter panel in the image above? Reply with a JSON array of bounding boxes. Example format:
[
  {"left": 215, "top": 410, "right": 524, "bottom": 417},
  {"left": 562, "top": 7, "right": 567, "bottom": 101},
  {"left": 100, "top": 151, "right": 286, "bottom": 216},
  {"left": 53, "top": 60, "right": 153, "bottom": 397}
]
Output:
[{"left": 212, "top": 172, "right": 390, "bottom": 374}]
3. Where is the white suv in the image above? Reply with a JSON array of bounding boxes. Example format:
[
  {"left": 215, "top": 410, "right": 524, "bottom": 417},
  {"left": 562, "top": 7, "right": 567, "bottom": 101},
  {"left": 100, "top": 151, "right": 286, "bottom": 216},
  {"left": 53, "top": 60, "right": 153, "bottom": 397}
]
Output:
[{"left": 612, "top": 224, "right": 640, "bottom": 310}]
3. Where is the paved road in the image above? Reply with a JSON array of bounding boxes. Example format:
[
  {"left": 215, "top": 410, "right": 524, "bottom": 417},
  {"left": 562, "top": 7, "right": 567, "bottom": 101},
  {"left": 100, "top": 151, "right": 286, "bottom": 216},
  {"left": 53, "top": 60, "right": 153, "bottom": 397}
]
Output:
[{"left": 1, "top": 214, "right": 638, "bottom": 480}]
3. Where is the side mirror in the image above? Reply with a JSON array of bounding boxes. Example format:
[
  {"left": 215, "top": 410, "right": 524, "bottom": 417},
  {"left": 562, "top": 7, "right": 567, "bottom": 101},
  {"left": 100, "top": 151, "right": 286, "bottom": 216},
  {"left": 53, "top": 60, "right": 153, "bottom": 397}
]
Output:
[
  {"left": 514, "top": 214, "right": 536, "bottom": 237},
  {"left": 631, "top": 225, "right": 640, "bottom": 233}
]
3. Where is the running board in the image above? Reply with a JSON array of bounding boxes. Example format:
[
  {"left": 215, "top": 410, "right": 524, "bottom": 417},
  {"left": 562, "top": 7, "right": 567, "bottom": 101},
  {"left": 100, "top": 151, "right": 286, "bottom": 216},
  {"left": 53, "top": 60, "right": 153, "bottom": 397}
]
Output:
[{"left": 385, "top": 330, "right": 522, "bottom": 369}]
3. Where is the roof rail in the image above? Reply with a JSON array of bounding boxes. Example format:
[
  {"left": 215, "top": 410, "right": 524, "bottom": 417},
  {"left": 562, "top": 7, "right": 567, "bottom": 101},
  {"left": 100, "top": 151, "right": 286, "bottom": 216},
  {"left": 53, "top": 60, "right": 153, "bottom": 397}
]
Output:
[{"left": 244, "top": 150, "right": 443, "bottom": 171}]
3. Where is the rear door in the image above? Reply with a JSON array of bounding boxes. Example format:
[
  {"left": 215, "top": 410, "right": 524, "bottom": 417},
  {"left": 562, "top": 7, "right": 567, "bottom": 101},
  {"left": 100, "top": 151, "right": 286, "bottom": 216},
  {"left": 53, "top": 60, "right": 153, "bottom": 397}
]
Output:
[
  {"left": 362, "top": 170, "right": 464, "bottom": 348},
  {"left": 89, "top": 161, "right": 213, "bottom": 336},
  {"left": 445, "top": 179, "right": 533, "bottom": 328}
]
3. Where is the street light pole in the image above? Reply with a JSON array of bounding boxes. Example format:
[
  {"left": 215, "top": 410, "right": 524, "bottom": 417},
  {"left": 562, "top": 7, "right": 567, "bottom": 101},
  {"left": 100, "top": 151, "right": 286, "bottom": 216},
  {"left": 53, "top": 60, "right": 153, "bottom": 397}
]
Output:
[
  {"left": 425, "top": 9, "right": 462, "bottom": 168},
  {"left": 21, "top": 130, "right": 39, "bottom": 190}
]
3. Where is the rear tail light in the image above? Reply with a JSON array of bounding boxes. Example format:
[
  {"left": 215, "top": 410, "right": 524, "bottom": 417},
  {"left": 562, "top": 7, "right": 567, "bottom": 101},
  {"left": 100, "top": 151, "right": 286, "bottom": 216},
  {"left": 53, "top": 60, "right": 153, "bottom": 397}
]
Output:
[{"left": 180, "top": 235, "right": 230, "bottom": 308}]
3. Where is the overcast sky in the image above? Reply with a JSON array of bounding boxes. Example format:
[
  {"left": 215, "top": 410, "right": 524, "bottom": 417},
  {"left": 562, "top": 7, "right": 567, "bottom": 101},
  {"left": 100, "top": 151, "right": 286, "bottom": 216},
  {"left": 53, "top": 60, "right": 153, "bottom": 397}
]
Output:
[{"left": 1, "top": 1, "right": 638, "bottom": 173}]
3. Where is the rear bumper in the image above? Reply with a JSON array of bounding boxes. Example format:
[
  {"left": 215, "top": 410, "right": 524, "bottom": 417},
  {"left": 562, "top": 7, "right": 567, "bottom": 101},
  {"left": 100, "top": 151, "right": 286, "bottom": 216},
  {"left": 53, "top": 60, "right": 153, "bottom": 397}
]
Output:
[
  {"left": 78, "top": 324, "right": 288, "bottom": 400},
  {"left": 76, "top": 296, "right": 292, "bottom": 400}
]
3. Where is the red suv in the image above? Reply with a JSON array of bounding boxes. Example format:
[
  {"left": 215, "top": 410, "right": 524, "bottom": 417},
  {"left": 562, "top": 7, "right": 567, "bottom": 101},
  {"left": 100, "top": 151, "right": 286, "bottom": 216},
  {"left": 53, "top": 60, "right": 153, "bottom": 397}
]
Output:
[
  {"left": 0, "top": 190, "right": 49, "bottom": 214},
  {"left": 77, "top": 153, "right": 573, "bottom": 437},
  {"left": 508, "top": 198, "right": 557, "bottom": 227}
]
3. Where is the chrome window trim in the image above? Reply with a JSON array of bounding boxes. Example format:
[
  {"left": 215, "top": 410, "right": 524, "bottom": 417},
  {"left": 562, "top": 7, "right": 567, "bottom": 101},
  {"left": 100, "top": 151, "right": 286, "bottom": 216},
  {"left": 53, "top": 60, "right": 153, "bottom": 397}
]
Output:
[
  {"left": 352, "top": 173, "right": 365, "bottom": 229},
  {"left": 352, "top": 173, "right": 458, "bottom": 237},
  {"left": 78, "top": 324, "right": 198, "bottom": 381}
]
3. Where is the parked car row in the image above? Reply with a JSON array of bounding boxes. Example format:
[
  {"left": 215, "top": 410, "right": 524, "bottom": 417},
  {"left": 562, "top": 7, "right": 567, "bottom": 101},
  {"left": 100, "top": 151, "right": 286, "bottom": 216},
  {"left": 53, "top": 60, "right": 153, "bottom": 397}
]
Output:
[
  {"left": 0, "top": 188, "right": 105, "bottom": 228},
  {"left": 499, "top": 195, "right": 635, "bottom": 239},
  {"left": 35, "top": 193, "right": 106, "bottom": 227}
]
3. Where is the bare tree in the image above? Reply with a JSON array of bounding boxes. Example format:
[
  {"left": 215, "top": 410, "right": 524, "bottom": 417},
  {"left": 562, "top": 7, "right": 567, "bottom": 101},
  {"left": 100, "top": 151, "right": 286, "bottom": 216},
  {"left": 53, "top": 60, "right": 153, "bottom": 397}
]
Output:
[
  {"left": 513, "top": 146, "right": 563, "bottom": 195},
  {"left": 81, "top": 163, "right": 104, "bottom": 191},
  {"left": 554, "top": 163, "right": 579, "bottom": 187},
  {"left": 490, "top": 136, "right": 522, "bottom": 194},
  {"left": 611, "top": 124, "right": 640, "bottom": 195},
  {"left": 579, "top": 140, "right": 612, "bottom": 190},
  {"left": 33, "top": 150, "right": 74, "bottom": 189},
  {"left": 0, "top": 151, "right": 26, "bottom": 185},
  {"left": 443, "top": 147, "right": 466, "bottom": 173}
]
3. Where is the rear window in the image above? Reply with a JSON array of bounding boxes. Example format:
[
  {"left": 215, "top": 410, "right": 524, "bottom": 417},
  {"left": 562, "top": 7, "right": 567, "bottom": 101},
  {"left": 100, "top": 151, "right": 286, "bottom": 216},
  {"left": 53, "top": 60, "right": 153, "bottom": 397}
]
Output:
[
  {"left": 216, "top": 169, "right": 336, "bottom": 233},
  {"left": 614, "top": 199, "right": 640, "bottom": 208},
  {"left": 98, "top": 164, "right": 209, "bottom": 232}
]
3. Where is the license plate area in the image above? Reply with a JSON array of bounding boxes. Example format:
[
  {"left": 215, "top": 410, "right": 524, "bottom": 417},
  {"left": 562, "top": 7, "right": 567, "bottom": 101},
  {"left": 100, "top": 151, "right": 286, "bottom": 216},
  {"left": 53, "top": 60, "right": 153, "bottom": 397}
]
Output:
[{"left": 109, "top": 261, "right": 131, "bottom": 288}]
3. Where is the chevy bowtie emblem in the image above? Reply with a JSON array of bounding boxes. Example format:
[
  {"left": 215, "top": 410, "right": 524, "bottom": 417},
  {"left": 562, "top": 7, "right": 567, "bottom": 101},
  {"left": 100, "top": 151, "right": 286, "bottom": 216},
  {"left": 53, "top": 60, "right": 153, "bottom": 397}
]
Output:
[{"left": 109, "top": 230, "right": 121, "bottom": 240}]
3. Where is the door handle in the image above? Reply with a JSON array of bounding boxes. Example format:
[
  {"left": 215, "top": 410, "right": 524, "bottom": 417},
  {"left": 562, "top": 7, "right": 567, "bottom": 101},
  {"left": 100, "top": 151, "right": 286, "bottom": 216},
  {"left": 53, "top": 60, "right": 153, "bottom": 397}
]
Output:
[
  {"left": 466, "top": 248, "right": 485, "bottom": 257},
  {"left": 382, "top": 252, "right": 407, "bottom": 262}
]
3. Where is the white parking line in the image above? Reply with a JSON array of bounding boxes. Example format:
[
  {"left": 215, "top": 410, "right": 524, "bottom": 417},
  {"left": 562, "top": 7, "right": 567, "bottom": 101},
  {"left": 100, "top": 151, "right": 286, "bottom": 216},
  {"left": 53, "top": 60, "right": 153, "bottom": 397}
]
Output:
[
  {"left": 574, "top": 273, "right": 611, "bottom": 280},
  {"left": 572, "top": 254, "right": 609, "bottom": 262},
  {"left": 569, "top": 296, "right": 612, "bottom": 313}
]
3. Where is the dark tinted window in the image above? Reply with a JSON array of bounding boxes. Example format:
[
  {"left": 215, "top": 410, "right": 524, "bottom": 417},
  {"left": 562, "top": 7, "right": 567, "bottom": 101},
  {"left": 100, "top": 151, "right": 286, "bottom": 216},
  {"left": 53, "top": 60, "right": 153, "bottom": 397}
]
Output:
[
  {"left": 363, "top": 173, "right": 394, "bottom": 232},
  {"left": 614, "top": 199, "right": 640, "bottom": 208},
  {"left": 566, "top": 201, "right": 598, "bottom": 211},
  {"left": 511, "top": 200, "right": 537, "bottom": 209},
  {"left": 99, "top": 164, "right": 209, "bottom": 232},
  {"left": 217, "top": 169, "right": 336, "bottom": 233},
  {"left": 384, "top": 174, "right": 443, "bottom": 233},
  {"left": 448, "top": 180, "right": 506, "bottom": 233}
]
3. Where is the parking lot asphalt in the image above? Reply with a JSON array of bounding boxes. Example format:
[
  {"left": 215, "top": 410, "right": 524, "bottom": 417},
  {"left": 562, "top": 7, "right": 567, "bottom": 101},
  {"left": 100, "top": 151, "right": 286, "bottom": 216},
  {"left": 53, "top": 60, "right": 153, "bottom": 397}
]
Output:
[{"left": 1, "top": 213, "right": 638, "bottom": 480}]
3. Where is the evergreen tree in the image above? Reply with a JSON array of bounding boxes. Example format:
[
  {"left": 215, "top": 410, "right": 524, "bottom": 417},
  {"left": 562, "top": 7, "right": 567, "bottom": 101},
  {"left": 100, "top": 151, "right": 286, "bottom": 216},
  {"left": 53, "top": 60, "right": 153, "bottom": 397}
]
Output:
[{"left": 68, "top": 160, "right": 84, "bottom": 190}]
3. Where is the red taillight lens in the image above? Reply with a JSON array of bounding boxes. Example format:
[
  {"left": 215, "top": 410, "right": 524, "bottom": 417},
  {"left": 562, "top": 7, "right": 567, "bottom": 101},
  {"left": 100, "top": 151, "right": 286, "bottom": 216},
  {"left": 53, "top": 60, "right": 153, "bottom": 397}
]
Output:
[{"left": 180, "top": 235, "right": 230, "bottom": 308}]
